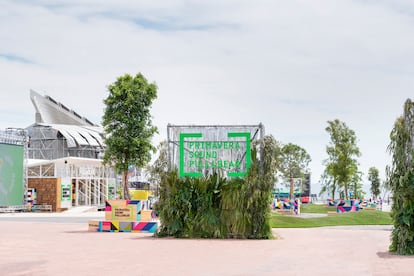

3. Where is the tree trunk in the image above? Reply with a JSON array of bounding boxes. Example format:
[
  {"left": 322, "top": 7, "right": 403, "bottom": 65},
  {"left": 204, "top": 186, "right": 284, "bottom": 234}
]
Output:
[
  {"left": 331, "top": 181, "right": 336, "bottom": 200},
  {"left": 122, "top": 171, "right": 130, "bottom": 200},
  {"left": 344, "top": 185, "right": 348, "bottom": 200},
  {"left": 290, "top": 177, "right": 294, "bottom": 200}
]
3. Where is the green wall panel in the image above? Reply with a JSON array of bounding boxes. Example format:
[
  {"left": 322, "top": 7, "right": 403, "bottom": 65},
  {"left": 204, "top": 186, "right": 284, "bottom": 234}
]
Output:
[{"left": 0, "top": 143, "right": 24, "bottom": 205}]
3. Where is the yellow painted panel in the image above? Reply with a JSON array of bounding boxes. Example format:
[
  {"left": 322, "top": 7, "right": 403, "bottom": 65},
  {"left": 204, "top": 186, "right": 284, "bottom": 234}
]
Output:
[{"left": 130, "top": 190, "right": 149, "bottom": 200}]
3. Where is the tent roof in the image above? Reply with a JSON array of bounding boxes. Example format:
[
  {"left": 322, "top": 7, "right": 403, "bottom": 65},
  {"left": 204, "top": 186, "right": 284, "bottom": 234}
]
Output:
[{"left": 36, "top": 123, "right": 104, "bottom": 148}]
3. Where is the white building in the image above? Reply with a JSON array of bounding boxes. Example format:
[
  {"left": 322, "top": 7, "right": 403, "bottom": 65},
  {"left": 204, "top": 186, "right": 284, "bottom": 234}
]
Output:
[{"left": 26, "top": 90, "right": 117, "bottom": 210}]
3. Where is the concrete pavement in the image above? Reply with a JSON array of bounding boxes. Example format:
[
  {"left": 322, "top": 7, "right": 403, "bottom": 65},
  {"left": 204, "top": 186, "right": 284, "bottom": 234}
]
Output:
[{"left": 0, "top": 214, "right": 413, "bottom": 275}]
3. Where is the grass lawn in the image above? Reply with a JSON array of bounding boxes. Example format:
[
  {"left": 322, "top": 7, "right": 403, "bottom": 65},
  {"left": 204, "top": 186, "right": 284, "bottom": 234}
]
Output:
[
  {"left": 300, "top": 203, "right": 337, "bottom": 213},
  {"left": 270, "top": 206, "right": 392, "bottom": 228}
]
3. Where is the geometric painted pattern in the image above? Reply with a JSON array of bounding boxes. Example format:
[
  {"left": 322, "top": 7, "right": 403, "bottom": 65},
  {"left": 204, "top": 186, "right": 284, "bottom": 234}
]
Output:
[
  {"left": 96, "top": 221, "right": 158, "bottom": 233},
  {"left": 337, "top": 206, "right": 359, "bottom": 213},
  {"left": 89, "top": 200, "right": 157, "bottom": 233},
  {"left": 105, "top": 200, "right": 143, "bottom": 221}
]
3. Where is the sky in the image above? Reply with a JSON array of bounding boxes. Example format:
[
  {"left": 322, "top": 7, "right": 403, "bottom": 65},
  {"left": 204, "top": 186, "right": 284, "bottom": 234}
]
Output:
[{"left": 2, "top": 0, "right": 414, "bottom": 197}]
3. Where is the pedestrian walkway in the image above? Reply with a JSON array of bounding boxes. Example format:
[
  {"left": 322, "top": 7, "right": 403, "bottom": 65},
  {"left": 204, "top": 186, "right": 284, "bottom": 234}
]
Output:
[
  {"left": 0, "top": 221, "right": 412, "bottom": 275},
  {"left": 61, "top": 206, "right": 100, "bottom": 214}
]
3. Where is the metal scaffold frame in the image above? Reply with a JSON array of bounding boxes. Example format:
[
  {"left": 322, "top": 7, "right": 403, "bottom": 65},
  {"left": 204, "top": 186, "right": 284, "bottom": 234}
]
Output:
[
  {"left": 27, "top": 125, "right": 104, "bottom": 160},
  {"left": 167, "top": 123, "right": 265, "bottom": 178}
]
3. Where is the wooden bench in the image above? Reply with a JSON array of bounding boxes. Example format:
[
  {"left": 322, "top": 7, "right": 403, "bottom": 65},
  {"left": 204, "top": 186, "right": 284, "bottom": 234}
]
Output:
[
  {"left": 32, "top": 204, "right": 52, "bottom": 212},
  {"left": 0, "top": 205, "right": 29, "bottom": 213}
]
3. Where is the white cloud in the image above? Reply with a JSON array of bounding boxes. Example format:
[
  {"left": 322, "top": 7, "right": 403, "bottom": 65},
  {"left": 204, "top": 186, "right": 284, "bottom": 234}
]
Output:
[{"left": 2, "top": 0, "right": 414, "bottom": 196}]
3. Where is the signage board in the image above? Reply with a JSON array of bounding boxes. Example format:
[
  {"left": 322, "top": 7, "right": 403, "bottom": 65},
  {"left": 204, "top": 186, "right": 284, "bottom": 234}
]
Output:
[
  {"left": 167, "top": 125, "right": 264, "bottom": 178},
  {"left": 0, "top": 143, "right": 24, "bottom": 205}
]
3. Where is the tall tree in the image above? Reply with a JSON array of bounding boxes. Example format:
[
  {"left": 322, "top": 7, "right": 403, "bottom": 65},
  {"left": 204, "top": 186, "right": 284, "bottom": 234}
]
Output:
[
  {"left": 319, "top": 167, "right": 337, "bottom": 200},
  {"left": 388, "top": 99, "right": 414, "bottom": 255},
  {"left": 324, "top": 119, "right": 361, "bottom": 200},
  {"left": 352, "top": 171, "right": 365, "bottom": 199},
  {"left": 102, "top": 73, "right": 158, "bottom": 199},
  {"left": 278, "top": 143, "right": 311, "bottom": 199},
  {"left": 368, "top": 167, "right": 381, "bottom": 199}
]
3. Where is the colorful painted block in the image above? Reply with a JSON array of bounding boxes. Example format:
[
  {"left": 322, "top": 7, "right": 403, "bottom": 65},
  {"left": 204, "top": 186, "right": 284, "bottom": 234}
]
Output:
[
  {"left": 141, "top": 210, "right": 153, "bottom": 222},
  {"left": 95, "top": 221, "right": 158, "bottom": 233},
  {"left": 130, "top": 190, "right": 149, "bottom": 200},
  {"left": 105, "top": 201, "right": 112, "bottom": 212},
  {"left": 88, "top": 220, "right": 100, "bottom": 231},
  {"left": 104, "top": 200, "right": 142, "bottom": 221},
  {"left": 101, "top": 221, "right": 111, "bottom": 231},
  {"left": 91, "top": 200, "right": 156, "bottom": 233},
  {"left": 119, "top": 222, "right": 132, "bottom": 231}
]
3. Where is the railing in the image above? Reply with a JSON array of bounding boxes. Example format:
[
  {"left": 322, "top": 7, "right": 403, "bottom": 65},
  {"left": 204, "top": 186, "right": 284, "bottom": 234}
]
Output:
[{"left": 77, "top": 189, "right": 88, "bottom": 206}]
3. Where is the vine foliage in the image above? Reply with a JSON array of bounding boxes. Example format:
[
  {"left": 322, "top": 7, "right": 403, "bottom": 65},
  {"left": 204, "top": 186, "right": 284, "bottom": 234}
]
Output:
[
  {"left": 388, "top": 99, "right": 414, "bottom": 255},
  {"left": 155, "top": 135, "right": 278, "bottom": 239}
]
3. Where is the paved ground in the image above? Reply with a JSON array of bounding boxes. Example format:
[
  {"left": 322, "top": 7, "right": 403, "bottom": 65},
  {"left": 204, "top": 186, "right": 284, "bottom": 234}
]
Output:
[
  {"left": 0, "top": 210, "right": 104, "bottom": 224},
  {"left": 0, "top": 210, "right": 413, "bottom": 276}
]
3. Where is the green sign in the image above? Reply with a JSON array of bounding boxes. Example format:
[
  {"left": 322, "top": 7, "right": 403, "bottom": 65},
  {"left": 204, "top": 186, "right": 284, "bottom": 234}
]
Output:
[
  {"left": 107, "top": 183, "right": 116, "bottom": 199},
  {"left": 0, "top": 143, "right": 24, "bottom": 205},
  {"left": 179, "top": 132, "right": 251, "bottom": 177},
  {"left": 61, "top": 183, "right": 71, "bottom": 201}
]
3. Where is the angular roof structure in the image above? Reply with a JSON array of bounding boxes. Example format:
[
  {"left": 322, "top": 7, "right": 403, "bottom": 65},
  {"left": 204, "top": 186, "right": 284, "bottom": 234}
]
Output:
[
  {"left": 29, "top": 90, "right": 104, "bottom": 149},
  {"left": 30, "top": 89, "right": 96, "bottom": 127}
]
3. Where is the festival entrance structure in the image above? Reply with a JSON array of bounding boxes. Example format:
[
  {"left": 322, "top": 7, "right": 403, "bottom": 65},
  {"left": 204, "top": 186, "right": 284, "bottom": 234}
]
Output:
[{"left": 157, "top": 124, "right": 274, "bottom": 239}]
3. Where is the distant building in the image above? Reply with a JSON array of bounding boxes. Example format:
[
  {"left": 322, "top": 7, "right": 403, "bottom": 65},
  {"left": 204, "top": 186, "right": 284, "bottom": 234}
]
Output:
[
  {"left": 27, "top": 90, "right": 104, "bottom": 160},
  {"left": 25, "top": 90, "right": 116, "bottom": 210}
]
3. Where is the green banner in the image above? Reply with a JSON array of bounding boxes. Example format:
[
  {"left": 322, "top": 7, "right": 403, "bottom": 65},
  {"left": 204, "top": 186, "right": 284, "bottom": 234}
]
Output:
[
  {"left": 107, "top": 183, "right": 116, "bottom": 199},
  {"left": 61, "top": 183, "right": 71, "bottom": 201},
  {"left": 0, "top": 143, "right": 24, "bottom": 205},
  {"left": 179, "top": 132, "right": 251, "bottom": 178}
]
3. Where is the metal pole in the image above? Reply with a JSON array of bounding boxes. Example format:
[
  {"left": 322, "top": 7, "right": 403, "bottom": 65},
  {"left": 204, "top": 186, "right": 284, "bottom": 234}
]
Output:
[
  {"left": 167, "top": 124, "right": 171, "bottom": 171},
  {"left": 259, "top": 123, "right": 265, "bottom": 175}
]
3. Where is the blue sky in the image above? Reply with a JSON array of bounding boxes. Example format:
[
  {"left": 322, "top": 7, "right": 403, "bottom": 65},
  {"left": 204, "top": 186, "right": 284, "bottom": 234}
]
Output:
[{"left": 2, "top": 0, "right": 414, "bottom": 196}]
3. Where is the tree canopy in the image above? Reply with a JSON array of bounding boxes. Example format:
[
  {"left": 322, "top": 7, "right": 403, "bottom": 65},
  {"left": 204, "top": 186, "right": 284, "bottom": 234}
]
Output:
[
  {"left": 323, "top": 119, "right": 361, "bottom": 200},
  {"left": 278, "top": 143, "right": 311, "bottom": 199},
  {"left": 368, "top": 167, "right": 381, "bottom": 199},
  {"left": 319, "top": 167, "right": 336, "bottom": 200},
  {"left": 102, "top": 73, "right": 158, "bottom": 199}
]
